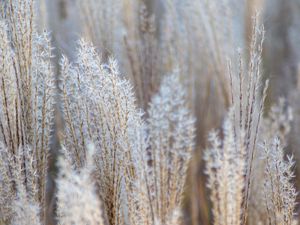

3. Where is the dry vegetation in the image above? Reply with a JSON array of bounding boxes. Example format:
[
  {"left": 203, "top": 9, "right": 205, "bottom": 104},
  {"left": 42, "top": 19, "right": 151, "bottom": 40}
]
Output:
[{"left": 0, "top": 0, "right": 300, "bottom": 225}]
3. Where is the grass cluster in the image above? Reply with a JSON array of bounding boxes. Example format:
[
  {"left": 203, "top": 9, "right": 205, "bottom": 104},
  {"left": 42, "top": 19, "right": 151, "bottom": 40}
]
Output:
[{"left": 0, "top": 0, "right": 299, "bottom": 225}]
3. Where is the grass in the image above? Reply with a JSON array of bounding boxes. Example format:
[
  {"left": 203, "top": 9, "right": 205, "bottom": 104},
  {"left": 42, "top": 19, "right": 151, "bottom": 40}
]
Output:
[{"left": 0, "top": 0, "right": 299, "bottom": 225}]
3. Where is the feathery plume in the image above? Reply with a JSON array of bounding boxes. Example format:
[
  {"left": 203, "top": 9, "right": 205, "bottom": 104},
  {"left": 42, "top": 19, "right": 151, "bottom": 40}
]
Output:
[
  {"left": 228, "top": 14, "right": 268, "bottom": 222},
  {"left": 145, "top": 73, "right": 195, "bottom": 224},
  {"left": 249, "top": 99, "right": 293, "bottom": 225},
  {"left": 204, "top": 109, "right": 246, "bottom": 225},
  {"left": 262, "top": 138, "right": 297, "bottom": 225},
  {"left": 60, "top": 39, "right": 145, "bottom": 225},
  {"left": 11, "top": 186, "right": 41, "bottom": 225},
  {"left": 56, "top": 144, "right": 105, "bottom": 225},
  {"left": 0, "top": 144, "right": 40, "bottom": 223},
  {"left": 0, "top": 1, "right": 55, "bottom": 222}
]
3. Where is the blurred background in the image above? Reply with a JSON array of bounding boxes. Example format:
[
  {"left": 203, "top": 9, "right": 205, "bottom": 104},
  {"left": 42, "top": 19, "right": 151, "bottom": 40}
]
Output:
[{"left": 37, "top": 0, "right": 300, "bottom": 224}]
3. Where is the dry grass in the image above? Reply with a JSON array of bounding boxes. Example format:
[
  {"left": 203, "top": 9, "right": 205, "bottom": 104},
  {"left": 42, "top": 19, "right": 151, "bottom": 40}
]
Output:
[{"left": 0, "top": 0, "right": 300, "bottom": 225}]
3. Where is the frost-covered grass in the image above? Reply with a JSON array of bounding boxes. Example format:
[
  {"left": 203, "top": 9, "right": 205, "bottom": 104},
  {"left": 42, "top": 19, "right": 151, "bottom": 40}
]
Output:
[{"left": 0, "top": 1, "right": 299, "bottom": 225}]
